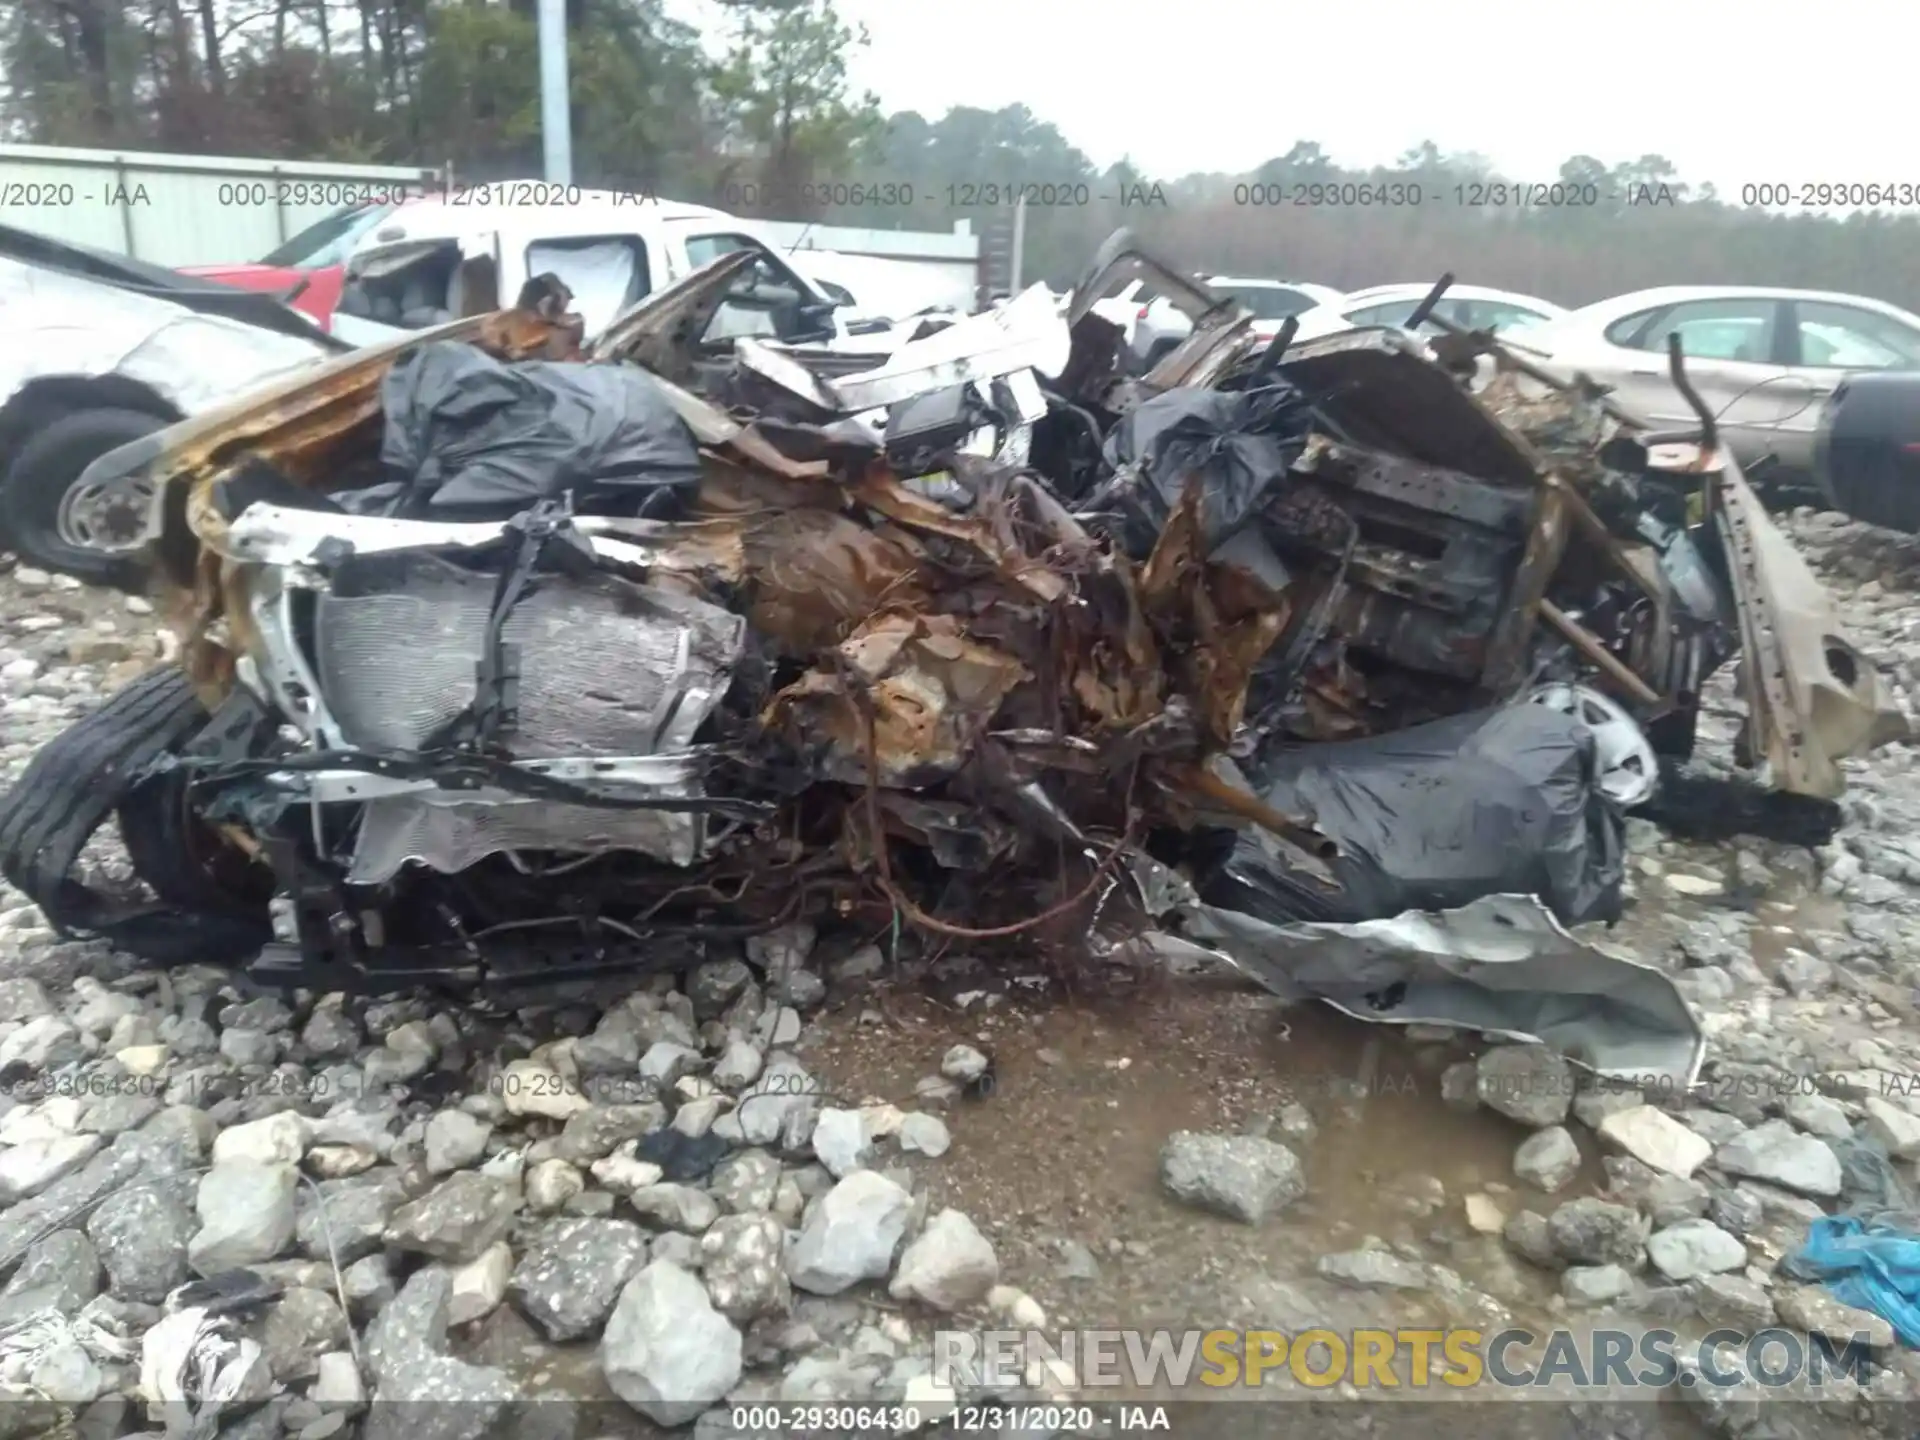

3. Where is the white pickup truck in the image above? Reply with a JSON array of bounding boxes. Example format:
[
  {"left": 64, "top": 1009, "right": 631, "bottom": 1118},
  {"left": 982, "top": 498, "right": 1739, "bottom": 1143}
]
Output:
[{"left": 333, "top": 187, "right": 924, "bottom": 352}]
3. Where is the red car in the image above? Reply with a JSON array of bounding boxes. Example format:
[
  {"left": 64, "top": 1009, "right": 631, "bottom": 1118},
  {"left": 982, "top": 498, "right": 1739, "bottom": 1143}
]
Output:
[{"left": 179, "top": 201, "right": 403, "bottom": 330}]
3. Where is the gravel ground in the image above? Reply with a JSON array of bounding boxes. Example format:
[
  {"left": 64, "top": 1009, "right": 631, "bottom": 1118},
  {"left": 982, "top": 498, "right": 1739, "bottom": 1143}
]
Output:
[{"left": 1, "top": 510, "right": 1920, "bottom": 1440}]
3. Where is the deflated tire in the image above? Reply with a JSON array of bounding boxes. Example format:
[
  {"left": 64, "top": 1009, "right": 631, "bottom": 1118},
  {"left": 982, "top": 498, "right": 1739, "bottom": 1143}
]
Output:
[{"left": 0, "top": 666, "right": 269, "bottom": 965}]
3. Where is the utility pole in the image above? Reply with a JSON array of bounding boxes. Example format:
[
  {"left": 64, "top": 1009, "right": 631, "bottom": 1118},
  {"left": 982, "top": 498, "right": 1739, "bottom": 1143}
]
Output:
[
  {"left": 1009, "top": 194, "right": 1027, "bottom": 293},
  {"left": 538, "top": 0, "right": 572, "bottom": 185}
]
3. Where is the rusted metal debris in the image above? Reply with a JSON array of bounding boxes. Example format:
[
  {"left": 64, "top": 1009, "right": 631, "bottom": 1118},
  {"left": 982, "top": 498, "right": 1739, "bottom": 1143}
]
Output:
[{"left": 0, "top": 232, "right": 1900, "bottom": 1051}]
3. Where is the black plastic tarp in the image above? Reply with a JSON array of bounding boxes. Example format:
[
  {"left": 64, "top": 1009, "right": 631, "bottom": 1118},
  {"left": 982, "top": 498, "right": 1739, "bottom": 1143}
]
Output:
[
  {"left": 366, "top": 341, "right": 704, "bottom": 516},
  {"left": 1096, "top": 384, "right": 1313, "bottom": 557},
  {"left": 1201, "top": 703, "right": 1625, "bottom": 928}
]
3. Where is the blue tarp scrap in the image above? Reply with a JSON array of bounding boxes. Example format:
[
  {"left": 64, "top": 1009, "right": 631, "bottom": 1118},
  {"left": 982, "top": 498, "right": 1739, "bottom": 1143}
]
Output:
[{"left": 1784, "top": 1214, "right": 1920, "bottom": 1348}]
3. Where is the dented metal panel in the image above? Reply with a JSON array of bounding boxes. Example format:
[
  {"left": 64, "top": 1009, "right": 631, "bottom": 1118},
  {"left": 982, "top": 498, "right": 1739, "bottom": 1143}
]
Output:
[{"left": 1706, "top": 451, "right": 1909, "bottom": 797}]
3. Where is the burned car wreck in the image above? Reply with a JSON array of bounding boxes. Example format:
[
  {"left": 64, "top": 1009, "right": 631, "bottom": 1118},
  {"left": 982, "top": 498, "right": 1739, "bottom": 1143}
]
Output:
[{"left": 0, "top": 235, "right": 1904, "bottom": 1087}]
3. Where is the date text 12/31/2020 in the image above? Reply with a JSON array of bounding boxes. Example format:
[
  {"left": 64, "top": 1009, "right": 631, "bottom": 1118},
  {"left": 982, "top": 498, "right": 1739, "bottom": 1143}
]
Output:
[
  {"left": 2, "top": 1068, "right": 326, "bottom": 1102},
  {"left": 1228, "top": 180, "right": 1681, "bottom": 209},
  {"left": 725, "top": 1404, "right": 1150, "bottom": 1434}
]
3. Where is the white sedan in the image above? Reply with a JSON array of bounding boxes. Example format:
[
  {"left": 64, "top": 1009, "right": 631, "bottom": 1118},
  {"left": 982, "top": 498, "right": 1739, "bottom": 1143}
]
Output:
[
  {"left": 0, "top": 226, "right": 340, "bottom": 586},
  {"left": 1498, "top": 285, "right": 1920, "bottom": 477},
  {"left": 1288, "top": 282, "right": 1569, "bottom": 343}
]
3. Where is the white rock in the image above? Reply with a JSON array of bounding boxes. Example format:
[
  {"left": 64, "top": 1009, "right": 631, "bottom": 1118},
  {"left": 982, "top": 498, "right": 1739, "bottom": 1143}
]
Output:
[
  {"left": 497, "top": 1059, "right": 591, "bottom": 1120},
  {"left": 900, "top": 1373, "right": 958, "bottom": 1426},
  {"left": 0, "top": 1134, "right": 103, "bottom": 1204},
  {"left": 424, "top": 1110, "right": 492, "bottom": 1174},
  {"left": 1664, "top": 873, "right": 1725, "bottom": 896},
  {"left": 189, "top": 1162, "right": 298, "bottom": 1274},
  {"left": 525, "top": 1158, "right": 585, "bottom": 1212},
  {"left": 810, "top": 1108, "right": 875, "bottom": 1178},
  {"left": 940, "top": 1045, "right": 989, "bottom": 1082},
  {"left": 898, "top": 1113, "right": 951, "bottom": 1157},
  {"left": 601, "top": 1260, "right": 743, "bottom": 1426},
  {"left": 732, "top": 1054, "right": 819, "bottom": 1146},
  {"left": 786, "top": 1171, "right": 912, "bottom": 1295},
  {"left": 0, "top": 1016, "right": 77, "bottom": 1069},
  {"left": 211, "top": 1112, "right": 310, "bottom": 1167},
  {"left": 628, "top": 1183, "right": 719, "bottom": 1234},
  {"left": 445, "top": 1241, "right": 514, "bottom": 1326},
  {"left": 987, "top": 1284, "right": 1046, "bottom": 1328},
  {"left": 1513, "top": 1127, "right": 1580, "bottom": 1192},
  {"left": 115, "top": 1045, "right": 169, "bottom": 1076},
  {"left": 1783, "top": 1092, "right": 1852, "bottom": 1140},
  {"left": 478, "top": 1149, "right": 523, "bottom": 1186},
  {"left": 639, "top": 1041, "right": 703, "bottom": 1091},
  {"left": 1646, "top": 1219, "right": 1749, "bottom": 1281},
  {"left": 1597, "top": 1106, "right": 1712, "bottom": 1179},
  {"left": 671, "top": 1096, "right": 727, "bottom": 1137},
  {"left": 305, "top": 1145, "right": 377, "bottom": 1180},
  {"left": 1715, "top": 1121, "right": 1842, "bottom": 1198},
  {"left": 590, "top": 1155, "right": 665, "bottom": 1196},
  {"left": 311, "top": 1351, "right": 365, "bottom": 1410},
  {"left": 711, "top": 1039, "right": 763, "bottom": 1091},
  {"left": 1464, "top": 1194, "right": 1507, "bottom": 1234},
  {"left": 1863, "top": 1096, "right": 1920, "bottom": 1160},
  {"left": 889, "top": 1208, "right": 999, "bottom": 1311},
  {"left": 0, "top": 1098, "right": 82, "bottom": 1147}
]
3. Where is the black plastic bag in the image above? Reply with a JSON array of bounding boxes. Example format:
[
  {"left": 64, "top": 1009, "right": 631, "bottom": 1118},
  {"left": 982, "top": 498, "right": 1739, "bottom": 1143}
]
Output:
[
  {"left": 1097, "top": 384, "right": 1312, "bottom": 557},
  {"left": 371, "top": 341, "right": 703, "bottom": 516},
  {"left": 1201, "top": 703, "right": 1626, "bottom": 928}
]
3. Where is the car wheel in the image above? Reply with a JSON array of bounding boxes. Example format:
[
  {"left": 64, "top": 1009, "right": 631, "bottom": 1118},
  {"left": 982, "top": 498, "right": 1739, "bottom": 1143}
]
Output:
[
  {"left": 0, "top": 665, "right": 270, "bottom": 967},
  {"left": 0, "top": 406, "right": 167, "bottom": 587},
  {"left": 119, "top": 765, "right": 273, "bottom": 916}
]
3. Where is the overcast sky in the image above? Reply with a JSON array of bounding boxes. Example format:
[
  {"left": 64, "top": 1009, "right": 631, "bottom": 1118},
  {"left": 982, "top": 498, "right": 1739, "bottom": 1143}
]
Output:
[{"left": 694, "top": 0, "right": 1910, "bottom": 201}]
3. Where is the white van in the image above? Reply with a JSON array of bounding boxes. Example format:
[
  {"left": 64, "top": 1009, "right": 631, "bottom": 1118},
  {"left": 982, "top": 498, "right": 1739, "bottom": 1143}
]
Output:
[{"left": 332, "top": 186, "right": 905, "bottom": 350}]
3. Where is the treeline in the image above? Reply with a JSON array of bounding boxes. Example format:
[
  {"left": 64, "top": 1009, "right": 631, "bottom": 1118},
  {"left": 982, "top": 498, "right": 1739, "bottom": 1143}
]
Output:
[{"left": 5, "top": 0, "right": 1919, "bottom": 305}]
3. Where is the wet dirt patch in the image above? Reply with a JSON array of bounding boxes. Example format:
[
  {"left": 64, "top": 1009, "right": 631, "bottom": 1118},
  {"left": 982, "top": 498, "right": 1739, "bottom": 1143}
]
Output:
[{"left": 802, "top": 981, "right": 1595, "bottom": 1336}]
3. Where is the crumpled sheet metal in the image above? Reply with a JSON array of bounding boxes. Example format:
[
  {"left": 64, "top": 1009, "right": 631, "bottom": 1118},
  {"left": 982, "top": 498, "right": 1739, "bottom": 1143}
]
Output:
[
  {"left": 1138, "top": 481, "right": 1294, "bottom": 747},
  {"left": 1128, "top": 858, "right": 1703, "bottom": 1086},
  {"left": 821, "top": 283, "right": 1070, "bottom": 414},
  {"left": 765, "top": 612, "right": 1031, "bottom": 788},
  {"left": 1275, "top": 330, "right": 1541, "bottom": 488}
]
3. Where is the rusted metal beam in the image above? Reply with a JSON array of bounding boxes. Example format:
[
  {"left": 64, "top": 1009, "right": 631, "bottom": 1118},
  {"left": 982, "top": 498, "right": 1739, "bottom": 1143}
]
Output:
[
  {"left": 1539, "top": 598, "right": 1662, "bottom": 707},
  {"left": 1480, "top": 484, "right": 1571, "bottom": 694}
]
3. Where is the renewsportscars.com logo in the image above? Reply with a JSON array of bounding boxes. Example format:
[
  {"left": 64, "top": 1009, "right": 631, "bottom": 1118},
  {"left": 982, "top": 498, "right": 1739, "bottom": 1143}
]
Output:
[{"left": 932, "top": 1327, "right": 1882, "bottom": 1394}]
